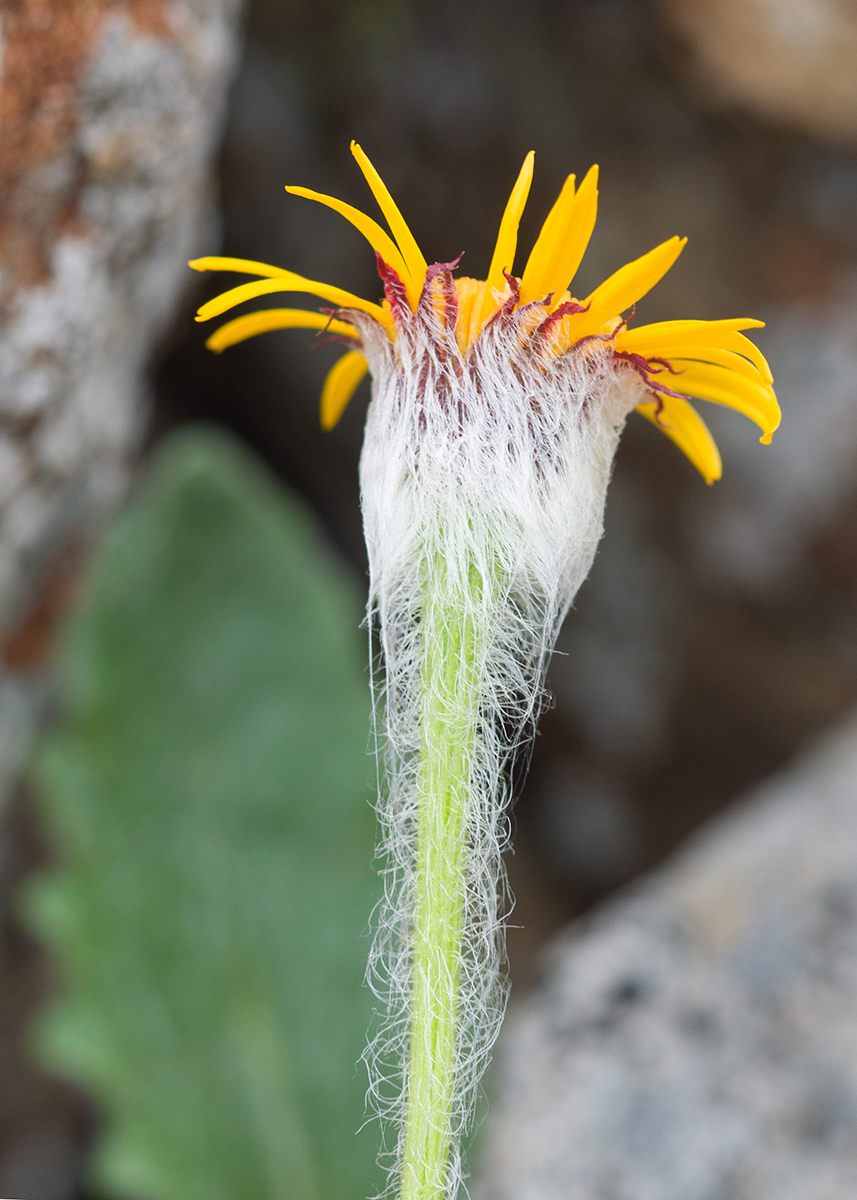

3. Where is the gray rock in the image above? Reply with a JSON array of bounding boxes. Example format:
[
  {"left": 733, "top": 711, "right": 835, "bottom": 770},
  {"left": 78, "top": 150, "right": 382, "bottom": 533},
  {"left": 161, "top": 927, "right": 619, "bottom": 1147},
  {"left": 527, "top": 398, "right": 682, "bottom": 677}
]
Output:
[
  {"left": 0, "top": 7, "right": 246, "bottom": 1193},
  {"left": 480, "top": 713, "right": 857, "bottom": 1200},
  {"left": 0, "top": 0, "right": 244, "bottom": 835},
  {"left": 0, "top": 0, "right": 242, "bottom": 630}
]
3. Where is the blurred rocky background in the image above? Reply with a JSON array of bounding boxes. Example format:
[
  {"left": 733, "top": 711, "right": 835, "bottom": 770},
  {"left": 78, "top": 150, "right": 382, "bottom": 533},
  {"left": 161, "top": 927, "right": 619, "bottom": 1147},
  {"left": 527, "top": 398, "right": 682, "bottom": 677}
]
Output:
[
  {"left": 480, "top": 712, "right": 857, "bottom": 1200},
  {"left": 3, "top": 0, "right": 857, "bottom": 1196},
  {"left": 0, "top": 0, "right": 242, "bottom": 1193}
]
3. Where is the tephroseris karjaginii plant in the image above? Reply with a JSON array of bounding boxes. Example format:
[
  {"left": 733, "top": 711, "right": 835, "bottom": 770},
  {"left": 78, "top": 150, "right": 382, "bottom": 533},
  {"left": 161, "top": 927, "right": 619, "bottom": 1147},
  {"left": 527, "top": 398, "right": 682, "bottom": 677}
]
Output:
[{"left": 192, "top": 146, "right": 780, "bottom": 1200}]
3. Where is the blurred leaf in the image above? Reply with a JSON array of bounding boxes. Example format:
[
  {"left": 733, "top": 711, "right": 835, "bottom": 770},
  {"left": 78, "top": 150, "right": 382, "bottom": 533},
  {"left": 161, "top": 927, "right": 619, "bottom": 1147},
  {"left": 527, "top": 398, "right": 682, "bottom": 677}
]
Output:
[{"left": 24, "top": 426, "right": 381, "bottom": 1200}]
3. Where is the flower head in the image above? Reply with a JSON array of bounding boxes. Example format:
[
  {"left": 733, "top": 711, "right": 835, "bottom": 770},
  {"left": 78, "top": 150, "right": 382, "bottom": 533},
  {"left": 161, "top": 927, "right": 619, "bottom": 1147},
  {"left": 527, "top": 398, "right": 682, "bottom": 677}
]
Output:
[{"left": 191, "top": 143, "right": 778, "bottom": 486}]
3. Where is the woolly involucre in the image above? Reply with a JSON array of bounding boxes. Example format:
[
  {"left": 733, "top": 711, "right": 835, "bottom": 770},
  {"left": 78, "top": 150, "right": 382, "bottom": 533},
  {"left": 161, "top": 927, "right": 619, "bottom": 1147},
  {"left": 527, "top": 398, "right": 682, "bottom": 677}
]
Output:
[{"left": 353, "top": 273, "right": 643, "bottom": 1200}]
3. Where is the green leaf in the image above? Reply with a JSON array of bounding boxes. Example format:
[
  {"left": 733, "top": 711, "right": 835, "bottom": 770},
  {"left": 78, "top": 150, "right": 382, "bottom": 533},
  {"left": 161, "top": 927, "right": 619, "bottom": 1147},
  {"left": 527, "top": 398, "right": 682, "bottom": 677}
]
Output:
[{"left": 24, "top": 426, "right": 381, "bottom": 1200}]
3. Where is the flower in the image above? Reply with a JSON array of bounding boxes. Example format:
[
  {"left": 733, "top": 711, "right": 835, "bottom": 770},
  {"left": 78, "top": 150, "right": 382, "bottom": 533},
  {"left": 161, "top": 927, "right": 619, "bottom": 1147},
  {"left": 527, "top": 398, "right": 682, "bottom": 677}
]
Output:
[
  {"left": 191, "top": 143, "right": 779, "bottom": 486},
  {"left": 191, "top": 148, "right": 779, "bottom": 1200}
]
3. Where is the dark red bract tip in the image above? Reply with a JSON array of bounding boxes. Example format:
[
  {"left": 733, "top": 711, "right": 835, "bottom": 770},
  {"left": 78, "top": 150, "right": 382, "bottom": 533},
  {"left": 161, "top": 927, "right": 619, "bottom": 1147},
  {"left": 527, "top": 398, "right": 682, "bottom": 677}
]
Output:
[{"left": 375, "top": 253, "right": 410, "bottom": 321}]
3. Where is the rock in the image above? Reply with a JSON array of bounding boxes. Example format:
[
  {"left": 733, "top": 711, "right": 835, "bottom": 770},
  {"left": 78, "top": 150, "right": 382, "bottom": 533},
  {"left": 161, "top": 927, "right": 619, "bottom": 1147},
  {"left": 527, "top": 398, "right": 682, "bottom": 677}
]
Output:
[
  {"left": 479, "top": 711, "right": 857, "bottom": 1200},
  {"left": 0, "top": 0, "right": 242, "bottom": 634},
  {"left": 655, "top": 0, "right": 857, "bottom": 146},
  {"left": 0, "top": 5, "right": 244, "bottom": 1193}
]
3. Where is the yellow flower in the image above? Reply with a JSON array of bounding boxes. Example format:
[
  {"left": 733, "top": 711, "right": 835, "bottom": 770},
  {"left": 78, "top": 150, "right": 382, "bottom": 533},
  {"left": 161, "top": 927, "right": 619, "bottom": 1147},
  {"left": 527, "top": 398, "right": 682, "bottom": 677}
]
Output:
[{"left": 191, "top": 144, "right": 779, "bottom": 485}]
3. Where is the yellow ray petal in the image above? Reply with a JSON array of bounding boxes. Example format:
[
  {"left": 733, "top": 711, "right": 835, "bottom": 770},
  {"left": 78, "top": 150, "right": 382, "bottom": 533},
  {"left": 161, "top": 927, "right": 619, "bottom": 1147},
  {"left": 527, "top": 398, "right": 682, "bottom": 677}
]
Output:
[
  {"left": 477, "top": 150, "right": 536, "bottom": 327},
  {"left": 189, "top": 256, "right": 292, "bottom": 278},
  {"left": 636, "top": 393, "right": 722, "bottom": 484},
  {"left": 284, "top": 186, "right": 412, "bottom": 290},
  {"left": 350, "top": 142, "right": 427, "bottom": 307},
  {"left": 649, "top": 346, "right": 766, "bottom": 384},
  {"left": 195, "top": 274, "right": 392, "bottom": 329},
  {"left": 663, "top": 364, "right": 780, "bottom": 442},
  {"left": 615, "top": 319, "right": 772, "bottom": 383},
  {"left": 518, "top": 173, "right": 576, "bottom": 305},
  {"left": 584, "top": 236, "right": 687, "bottom": 319},
  {"left": 672, "top": 359, "right": 778, "bottom": 411},
  {"left": 204, "top": 309, "right": 358, "bottom": 353},
  {"left": 548, "top": 237, "right": 687, "bottom": 348},
  {"left": 320, "top": 350, "right": 369, "bottom": 430},
  {"left": 618, "top": 316, "right": 764, "bottom": 339},
  {"left": 546, "top": 164, "right": 599, "bottom": 310}
]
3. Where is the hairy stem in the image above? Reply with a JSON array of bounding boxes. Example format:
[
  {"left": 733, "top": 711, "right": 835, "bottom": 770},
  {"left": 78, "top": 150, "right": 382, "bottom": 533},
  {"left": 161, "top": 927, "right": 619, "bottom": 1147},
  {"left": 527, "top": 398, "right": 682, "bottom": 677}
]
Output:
[{"left": 399, "top": 559, "right": 482, "bottom": 1200}]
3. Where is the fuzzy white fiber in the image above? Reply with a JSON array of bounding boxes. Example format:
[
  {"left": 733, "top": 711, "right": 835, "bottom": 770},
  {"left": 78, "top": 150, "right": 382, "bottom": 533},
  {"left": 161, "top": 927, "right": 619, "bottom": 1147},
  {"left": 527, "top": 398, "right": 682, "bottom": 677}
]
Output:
[{"left": 350, "top": 278, "right": 645, "bottom": 1200}]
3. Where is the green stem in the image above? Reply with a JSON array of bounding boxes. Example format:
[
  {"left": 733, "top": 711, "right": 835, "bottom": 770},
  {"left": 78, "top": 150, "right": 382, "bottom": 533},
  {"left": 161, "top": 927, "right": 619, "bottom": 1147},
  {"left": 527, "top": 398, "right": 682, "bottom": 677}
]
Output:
[{"left": 399, "top": 561, "right": 482, "bottom": 1200}]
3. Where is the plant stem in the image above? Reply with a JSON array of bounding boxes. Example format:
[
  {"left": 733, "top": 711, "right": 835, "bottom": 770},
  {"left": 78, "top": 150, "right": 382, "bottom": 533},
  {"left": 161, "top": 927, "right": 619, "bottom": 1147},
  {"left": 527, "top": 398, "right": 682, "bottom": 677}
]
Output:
[{"left": 399, "top": 560, "right": 482, "bottom": 1200}]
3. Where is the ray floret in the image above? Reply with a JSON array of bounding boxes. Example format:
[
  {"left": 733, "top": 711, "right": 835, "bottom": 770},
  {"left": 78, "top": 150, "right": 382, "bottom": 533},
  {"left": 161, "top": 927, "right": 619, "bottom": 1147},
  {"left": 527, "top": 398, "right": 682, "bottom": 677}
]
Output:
[
  {"left": 351, "top": 141, "right": 428, "bottom": 308},
  {"left": 204, "top": 309, "right": 359, "bottom": 354},
  {"left": 190, "top": 154, "right": 778, "bottom": 473},
  {"left": 518, "top": 172, "right": 577, "bottom": 305},
  {"left": 284, "top": 185, "right": 413, "bottom": 291},
  {"left": 194, "top": 272, "right": 391, "bottom": 328},
  {"left": 476, "top": 150, "right": 535, "bottom": 326},
  {"left": 320, "top": 350, "right": 369, "bottom": 430}
]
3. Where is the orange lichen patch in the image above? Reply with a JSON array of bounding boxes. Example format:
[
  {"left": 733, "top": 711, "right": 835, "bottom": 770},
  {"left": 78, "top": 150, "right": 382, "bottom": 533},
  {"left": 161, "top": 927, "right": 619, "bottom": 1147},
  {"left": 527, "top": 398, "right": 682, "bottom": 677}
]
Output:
[
  {"left": 2, "top": 541, "right": 88, "bottom": 672},
  {"left": 0, "top": 0, "right": 94, "bottom": 284},
  {"left": 125, "top": 0, "right": 172, "bottom": 38},
  {"left": 0, "top": 0, "right": 171, "bottom": 288}
]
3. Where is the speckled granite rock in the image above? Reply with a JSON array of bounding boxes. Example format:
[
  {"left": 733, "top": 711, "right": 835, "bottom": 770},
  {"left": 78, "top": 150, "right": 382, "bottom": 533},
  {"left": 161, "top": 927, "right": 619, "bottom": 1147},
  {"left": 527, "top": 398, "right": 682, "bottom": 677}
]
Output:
[
  {"left": 0, "top": 8, "right": 243, "bottom": 1192},
  {"left": 0, "top": 0, "right": 242, "bottom": 632},
  {"left": 479, "top": 712, "right": 857, "bottom": 1200}
]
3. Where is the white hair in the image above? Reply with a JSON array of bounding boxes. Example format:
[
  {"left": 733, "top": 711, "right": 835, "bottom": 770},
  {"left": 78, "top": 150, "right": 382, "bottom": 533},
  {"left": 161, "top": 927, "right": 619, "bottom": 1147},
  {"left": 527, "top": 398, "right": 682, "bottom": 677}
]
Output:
[{"left": 352, "top": 275, "right": 643, "bottom": 1200}]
